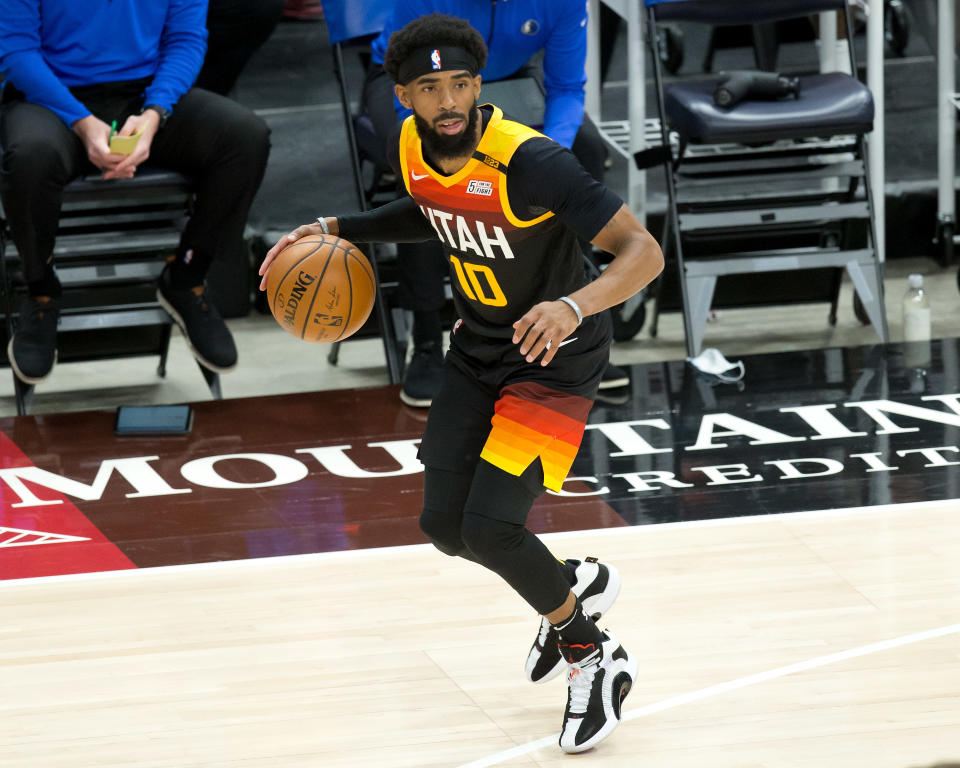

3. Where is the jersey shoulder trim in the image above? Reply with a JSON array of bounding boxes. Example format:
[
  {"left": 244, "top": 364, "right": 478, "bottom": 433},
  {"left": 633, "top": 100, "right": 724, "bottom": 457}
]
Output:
[
  {"left": 398, "top": 115, "right": 416, "bottom": 196},
  {"left": 477, "top": 108, "right": 554, "bottom": 229}
]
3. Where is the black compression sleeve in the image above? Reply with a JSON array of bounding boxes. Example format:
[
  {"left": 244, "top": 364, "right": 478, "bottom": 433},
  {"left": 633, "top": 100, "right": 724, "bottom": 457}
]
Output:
[{"left": 336, "top": 196, "right": 439, "bottom": 244}]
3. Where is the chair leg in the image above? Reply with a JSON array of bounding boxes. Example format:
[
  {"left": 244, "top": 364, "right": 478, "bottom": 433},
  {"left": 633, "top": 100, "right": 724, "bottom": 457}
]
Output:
[
  {"left": 197, "top": 363, "right": 222, "bottom": 399},
  {"left": 845, "top": 260, "right": 889, "bottom": 342},
  {"left": 684, "top": 274, "right": 718, "bottom": 357},
  {"left": 649, "top": 279, "right": 662, "bottom": 339},
  {"left": 828, "top": 267, "right": 844, "bottom": 326},
  {"left": 13, "top": 373, "right": 33, "bottom": 416},
  {"left": 327, "top": 340, "right": 341, "bottom": 367},
  {"left": 157, "top": 324, "right": 173, "bottom": 377}
]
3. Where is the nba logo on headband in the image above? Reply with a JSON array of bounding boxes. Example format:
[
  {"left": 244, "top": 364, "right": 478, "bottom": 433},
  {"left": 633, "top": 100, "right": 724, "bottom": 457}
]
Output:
[{"left": 430, "top": 49, "right": 442, "bottom": 70}]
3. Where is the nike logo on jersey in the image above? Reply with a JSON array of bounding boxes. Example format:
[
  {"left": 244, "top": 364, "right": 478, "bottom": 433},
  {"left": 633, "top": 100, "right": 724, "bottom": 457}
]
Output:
[{"left": 411, "top": 171, "right": 429, "bottom": 180}]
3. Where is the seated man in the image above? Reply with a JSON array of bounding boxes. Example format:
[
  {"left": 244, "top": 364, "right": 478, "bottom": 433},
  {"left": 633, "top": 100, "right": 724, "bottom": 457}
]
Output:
[
  {"left": 0, "top": 0, "right": 271, "bottom": 384},
  {"left": 360, "top": 0, "right": 626, "bottom": 408}
]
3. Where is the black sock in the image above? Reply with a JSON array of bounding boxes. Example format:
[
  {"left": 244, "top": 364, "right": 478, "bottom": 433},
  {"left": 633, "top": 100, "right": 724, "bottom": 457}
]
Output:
[
  {"left": 166, "top": 249, "right": 207, "bottom": 288},
  {"left": 552, "top": 598, "right": 604, "bottom": 648},
  {"left": 28, "top": 264, "right": 62, "bottom": 298}
]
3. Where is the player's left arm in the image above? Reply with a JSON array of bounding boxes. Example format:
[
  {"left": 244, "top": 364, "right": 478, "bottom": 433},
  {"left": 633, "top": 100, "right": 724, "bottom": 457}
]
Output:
[
  {"left": 511, "top": 140, "right": 663, "bottom": 365},
  {"left": 513, "top": 205, "right": 662, "bottom": 365},
  {"left": 576, "top": 205, "right": 663, "bottom": 317}
]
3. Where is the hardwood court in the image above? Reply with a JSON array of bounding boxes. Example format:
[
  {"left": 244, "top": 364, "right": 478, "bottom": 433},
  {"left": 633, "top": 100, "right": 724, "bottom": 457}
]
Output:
[{"left": 2, "top": 500, "right": 958, "bottom": 768}]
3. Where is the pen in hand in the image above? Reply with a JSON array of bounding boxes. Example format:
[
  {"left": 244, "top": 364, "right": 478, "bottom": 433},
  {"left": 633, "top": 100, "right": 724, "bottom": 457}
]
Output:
[{"left": 109, "top": 120, "right": 117, "bottom": 143}]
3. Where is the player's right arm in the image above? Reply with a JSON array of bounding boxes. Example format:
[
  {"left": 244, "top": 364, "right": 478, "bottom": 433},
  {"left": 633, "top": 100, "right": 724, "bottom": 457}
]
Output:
[{"left": 258, "top": 197, "right": 438, "bottom": 290}]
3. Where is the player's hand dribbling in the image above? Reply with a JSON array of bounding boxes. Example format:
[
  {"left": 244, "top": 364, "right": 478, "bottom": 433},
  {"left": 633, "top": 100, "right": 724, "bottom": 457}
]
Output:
[
  {"left": 258, "top": 222, "right": 327, "bottom": 290},
  {"left": 512, "top": 300, "right": 581, "bottom": 367}
]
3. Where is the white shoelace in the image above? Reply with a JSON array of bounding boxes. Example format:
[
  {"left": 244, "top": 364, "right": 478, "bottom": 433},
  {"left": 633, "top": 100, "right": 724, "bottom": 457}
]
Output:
[
  {"left": 537, "top": 617, "right": 552, "bottom": 647},
  {"left": 566, "top": 663, "right": 599, "bottom": 715}
]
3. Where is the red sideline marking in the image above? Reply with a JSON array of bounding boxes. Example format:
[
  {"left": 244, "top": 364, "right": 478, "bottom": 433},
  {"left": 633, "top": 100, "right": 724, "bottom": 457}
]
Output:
[{"left": 0, "top": 430, "right": 136, "bottom": 581}]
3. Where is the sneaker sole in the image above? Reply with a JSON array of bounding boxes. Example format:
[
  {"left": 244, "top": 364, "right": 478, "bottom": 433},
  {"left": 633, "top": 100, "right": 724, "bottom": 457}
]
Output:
[
  {"left": 597, "top": 374, "right": 629, "bottom": 390},
  {"left": 7, "top": 338, "right": 57, "bottom": 386},
  {"left": 156, "top": 288, "right": 237, "bottom": 374},
  {"left": 560, "top": 649, "right": 638, "bottom": 754},
  {"left": 531, "top": 564, "right": 622, "bottom": 685},
  {"left": 398, "top": 389, "right": 432, "bottom": 408}
]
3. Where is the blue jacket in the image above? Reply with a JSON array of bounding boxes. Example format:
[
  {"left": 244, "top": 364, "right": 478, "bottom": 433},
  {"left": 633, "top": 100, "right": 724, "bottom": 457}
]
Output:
[
  {"left": 370, "top": 0, "right": 588, "bottom": 148},
  {"left": 0, "top": 0, "right": 207, "bottom": 126}
]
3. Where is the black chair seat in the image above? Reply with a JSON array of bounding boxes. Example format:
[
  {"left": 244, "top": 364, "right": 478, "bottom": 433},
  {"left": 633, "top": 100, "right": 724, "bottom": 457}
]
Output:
[
  {"left": 665, "top": 72, "right": 874, "bottom": 144},
  {"left": 62, "top": 168, "right": 192, "bottom": 199}
]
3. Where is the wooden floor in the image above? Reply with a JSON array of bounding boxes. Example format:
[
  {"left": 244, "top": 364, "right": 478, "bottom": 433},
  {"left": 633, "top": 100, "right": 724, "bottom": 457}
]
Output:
[{"left": 2, "top": 500, "right": 959, "bottom": 768}]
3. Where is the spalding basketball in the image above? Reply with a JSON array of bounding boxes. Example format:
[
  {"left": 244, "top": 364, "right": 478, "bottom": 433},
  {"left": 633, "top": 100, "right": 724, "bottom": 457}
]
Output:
[{"left": 265, "top": 235, "right": 376, "bottom": 343}]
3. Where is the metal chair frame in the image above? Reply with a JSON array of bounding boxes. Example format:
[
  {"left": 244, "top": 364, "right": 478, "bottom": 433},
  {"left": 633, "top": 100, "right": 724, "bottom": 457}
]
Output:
[
  {"left": 0, "top": 170, "right": 221, "bottom": 414},
  {"left": 646, "top": 0, "right": 890, "bottom": 356}
]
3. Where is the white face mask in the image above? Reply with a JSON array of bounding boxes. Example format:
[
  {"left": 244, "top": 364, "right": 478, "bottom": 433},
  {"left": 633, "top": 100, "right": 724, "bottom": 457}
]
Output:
[{"left": 686, "top": 347, "right": 745, "bottom": 382}]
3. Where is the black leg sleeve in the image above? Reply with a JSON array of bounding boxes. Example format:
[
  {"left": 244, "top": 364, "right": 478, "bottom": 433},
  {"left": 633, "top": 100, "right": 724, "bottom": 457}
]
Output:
[
  {"left": 420, "top": 466, "right": 477, "bottom": 561},
  {"left": 459, "top": 460, "right": 571, "bottom": 616}
]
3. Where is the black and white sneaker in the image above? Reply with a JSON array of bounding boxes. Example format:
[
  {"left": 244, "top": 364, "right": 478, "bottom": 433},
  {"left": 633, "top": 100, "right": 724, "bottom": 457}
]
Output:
[
  {"left": 558, "top": 630, "right": 637, "bottom": 754},
  {"left": 524, "top": 557, "right": 621, "bottom": 684}
]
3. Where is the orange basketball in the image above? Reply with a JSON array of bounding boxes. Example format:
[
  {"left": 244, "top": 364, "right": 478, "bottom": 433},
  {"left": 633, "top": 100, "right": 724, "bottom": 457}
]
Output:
[{"left": 265, "top": 235, "right": 376, "bottom": 344}]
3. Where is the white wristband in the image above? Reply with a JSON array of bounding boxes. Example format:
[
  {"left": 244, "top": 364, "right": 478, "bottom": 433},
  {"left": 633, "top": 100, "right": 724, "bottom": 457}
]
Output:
[
  {"left": 558, "top": 296, "right": 583, "bottom": 327},
  {"left": 316, "top": 216, "right": 330, "bottom": 235}
]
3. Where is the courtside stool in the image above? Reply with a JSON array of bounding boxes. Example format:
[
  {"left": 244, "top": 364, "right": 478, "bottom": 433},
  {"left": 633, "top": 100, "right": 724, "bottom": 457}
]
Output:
[{"left": 0, "top": 168, "right": 221, "bottom": 415}]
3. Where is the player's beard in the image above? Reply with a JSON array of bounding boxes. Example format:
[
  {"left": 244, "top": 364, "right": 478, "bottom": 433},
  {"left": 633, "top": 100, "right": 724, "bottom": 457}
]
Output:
[{"left": 414, "top": 103, "right": 481, "bottom": 160}]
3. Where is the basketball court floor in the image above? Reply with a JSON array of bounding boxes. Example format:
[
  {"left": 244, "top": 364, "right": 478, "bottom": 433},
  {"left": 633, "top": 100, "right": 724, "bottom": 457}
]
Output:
[{"left": 2, "top": 339, "right": 959, "bottom": 767}]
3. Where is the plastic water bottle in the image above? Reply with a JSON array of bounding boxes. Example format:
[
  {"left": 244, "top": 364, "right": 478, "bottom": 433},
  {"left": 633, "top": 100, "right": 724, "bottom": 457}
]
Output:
[{"left": 902, "top": 273, "right": 931, "bottom": 371}]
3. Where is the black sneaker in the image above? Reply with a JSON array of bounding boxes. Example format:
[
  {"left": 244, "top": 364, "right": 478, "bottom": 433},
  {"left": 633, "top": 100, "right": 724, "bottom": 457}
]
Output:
[
  {"left": 598, "top": 362, "right": 629, "bottom": 390},
  {"left": 559, "top": 630, "right": 637, "bottom": 754},
  {"left": 8, "top": 296, "right": 59, "bottom": 384},
  {"left": 525, "top": 558, "right": 621, "bottom": 684},
  {"left": 156, "top": 267, "right": 237, "bottom": 372},
  {"left": 399, "top": 341, "right": 443, "bottom": 407}
]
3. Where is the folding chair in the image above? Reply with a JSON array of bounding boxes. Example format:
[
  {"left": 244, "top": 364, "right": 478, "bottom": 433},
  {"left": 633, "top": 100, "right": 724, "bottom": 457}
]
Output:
[
  {"left": 643, "top": 0, "right": 890, "bottom": 357},
  {"left": 0, "top": 168, "right": 221, "bottom": 415},
  {"left": 320, "top": 0, "right": 404, "bottom": 384}
]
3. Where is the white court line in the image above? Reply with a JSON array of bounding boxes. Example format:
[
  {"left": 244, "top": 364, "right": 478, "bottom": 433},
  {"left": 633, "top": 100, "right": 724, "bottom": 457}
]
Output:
[
  {"left": 1, "top": 495, "right": 958, "bottom": 588},
  {"left": 454, "top": 622, "right": 960, "bottom": 768}
]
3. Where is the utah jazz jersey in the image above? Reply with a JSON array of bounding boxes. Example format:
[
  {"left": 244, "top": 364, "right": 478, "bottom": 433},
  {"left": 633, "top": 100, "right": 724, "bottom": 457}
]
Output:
[{"left": 398, "top": 105, "right": 588, "bottom": 338}]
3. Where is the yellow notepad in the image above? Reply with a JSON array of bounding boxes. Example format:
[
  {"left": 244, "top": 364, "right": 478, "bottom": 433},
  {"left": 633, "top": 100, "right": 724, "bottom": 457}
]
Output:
[{"left": 109, "top": 126, "right": 144, "bottom": 155}]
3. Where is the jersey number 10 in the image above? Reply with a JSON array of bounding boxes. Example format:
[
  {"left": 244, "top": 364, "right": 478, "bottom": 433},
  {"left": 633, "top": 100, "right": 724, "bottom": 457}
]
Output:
[{"left": 450, "top": 254, "right": 507, "bottom": 307}]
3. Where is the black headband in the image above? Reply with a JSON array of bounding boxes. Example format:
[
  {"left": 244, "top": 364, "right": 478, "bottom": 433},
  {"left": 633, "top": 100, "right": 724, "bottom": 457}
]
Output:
[{"left": 397, "top": 45, "right": 479, "bottom": 85}]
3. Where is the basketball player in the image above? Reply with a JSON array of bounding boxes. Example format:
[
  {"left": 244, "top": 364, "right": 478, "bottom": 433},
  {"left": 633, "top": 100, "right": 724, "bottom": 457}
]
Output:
[{"left": 260, "top": 13, "right": 663, "bottom": 754}]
